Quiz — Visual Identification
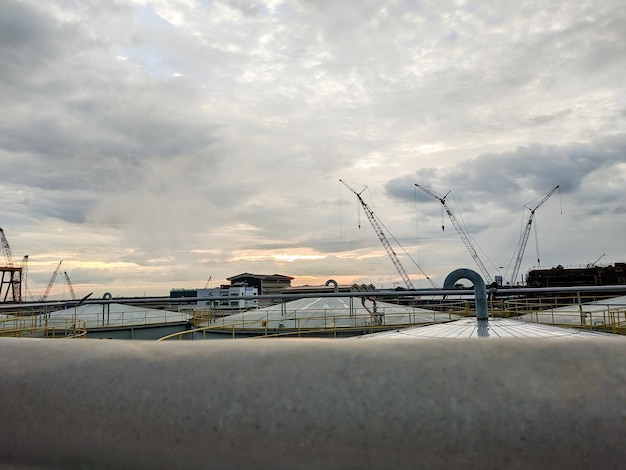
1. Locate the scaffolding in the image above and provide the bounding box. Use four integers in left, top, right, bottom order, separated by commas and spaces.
0, 267, 22, 303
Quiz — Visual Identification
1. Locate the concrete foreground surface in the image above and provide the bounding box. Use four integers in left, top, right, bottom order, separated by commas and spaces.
0, 336, 624, 469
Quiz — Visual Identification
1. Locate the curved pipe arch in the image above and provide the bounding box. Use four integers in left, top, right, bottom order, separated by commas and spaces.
443, 268, 488, 320
325, 279, 339, 294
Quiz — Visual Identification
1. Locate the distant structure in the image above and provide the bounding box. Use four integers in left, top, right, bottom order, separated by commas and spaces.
526, 263, 626, 288
0, 227, 23, 303
282, 283, 376, 295
170, 273, 293, 309
197, 285, 258, 311
227, 273, 293, 305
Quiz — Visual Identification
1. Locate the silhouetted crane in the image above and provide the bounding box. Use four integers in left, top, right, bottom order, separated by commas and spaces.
41, 260, 63, 302
64, 271, 77, 301
509, 185, 560, 285
416, 185, 493, 284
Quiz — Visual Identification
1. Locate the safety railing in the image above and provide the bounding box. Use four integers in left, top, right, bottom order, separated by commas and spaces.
158, 291, 626, 340
44, 307, 191, 330
0, 306, 190, 337
0, 315, 87, 338
3, 288, 626, 339
502, 295, 626, 333
160, 308, 466, 341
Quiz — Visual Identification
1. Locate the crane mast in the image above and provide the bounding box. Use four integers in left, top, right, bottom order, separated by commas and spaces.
416, 184, 493, 284
340, 180, 416, 290
509, 185, 559, 285
0, 227, 15, 267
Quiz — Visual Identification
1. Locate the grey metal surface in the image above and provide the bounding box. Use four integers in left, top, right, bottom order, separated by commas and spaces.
202, 296, 460, 329
45, 302, 189, 328
0, 337, 624, 469
518, 295, 626, 326
359, 317, 622, 339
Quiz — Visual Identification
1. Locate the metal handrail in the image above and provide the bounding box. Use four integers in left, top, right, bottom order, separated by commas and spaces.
157, 309, 463, 341
158, 292, 626, 340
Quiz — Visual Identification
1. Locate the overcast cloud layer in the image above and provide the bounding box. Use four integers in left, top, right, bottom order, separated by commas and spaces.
1, 0, 625, 298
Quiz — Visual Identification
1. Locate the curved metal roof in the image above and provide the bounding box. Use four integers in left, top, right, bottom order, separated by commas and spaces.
359, 317, 621, 339
207, 297, 461, 330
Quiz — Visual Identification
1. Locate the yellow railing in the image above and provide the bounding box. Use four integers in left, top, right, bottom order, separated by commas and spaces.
0, 315, 88, 339
158, 293, 626, 341
159, 309, 465, 341
502, 295, 626, 333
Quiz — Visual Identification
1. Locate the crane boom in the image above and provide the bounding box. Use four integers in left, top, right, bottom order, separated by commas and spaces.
41, 260, 63, 301
509, 185, 559, 285
63, 271, 77, 301
0, 227, 15, 267
340, 180, 417, 290
416, 185, 493, 284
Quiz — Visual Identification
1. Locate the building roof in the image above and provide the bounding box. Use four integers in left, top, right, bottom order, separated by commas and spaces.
227, 273, 294, 281
281, 283, 376, 293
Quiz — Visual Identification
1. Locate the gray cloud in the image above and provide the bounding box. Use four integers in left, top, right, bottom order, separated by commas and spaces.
387, 135, 626, 209
1, 0, 625, 296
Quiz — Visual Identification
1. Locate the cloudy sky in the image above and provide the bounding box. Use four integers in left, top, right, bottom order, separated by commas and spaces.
1, 0, 625, 299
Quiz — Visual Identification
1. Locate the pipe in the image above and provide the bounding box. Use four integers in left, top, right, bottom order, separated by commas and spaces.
325, 279, 339, 293
0, 337, 624, 469
443, 268, 488, 320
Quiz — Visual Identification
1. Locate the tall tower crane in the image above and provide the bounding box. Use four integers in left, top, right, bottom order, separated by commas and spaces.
415, 184, 493, 284
63, 271, 77, 301
509, 185, 560, 286
340, 180, 418, 290
41, 260, 63, 302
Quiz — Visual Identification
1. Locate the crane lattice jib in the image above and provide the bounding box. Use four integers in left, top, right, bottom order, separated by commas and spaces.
509, 185, 559, 285
42, 260, 63, 302
357, 193, 417, 290
0, 227, 15, 267
509, 214, 535, 286
442, 204, 492, 283
341, 180, 416, 290
64, 272, 77, 301
416, 185, 492, 284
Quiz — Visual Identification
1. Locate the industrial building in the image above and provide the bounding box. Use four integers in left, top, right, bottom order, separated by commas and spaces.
526, 262, 626, 287
281, 283, 376, 295
196, 285, 258, 310
227, 273, 293, 303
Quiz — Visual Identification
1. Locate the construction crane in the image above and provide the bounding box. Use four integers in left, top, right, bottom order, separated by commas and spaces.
63, 271, 77, 301
415, 184, 493, 284
587, 254, 605, 268
340, 180, 418, 290
509, 185, 560, 286
41, 260, 63, 302
0, 227, 23, 302
21, 255, 33, 301
0, 227, 15, 267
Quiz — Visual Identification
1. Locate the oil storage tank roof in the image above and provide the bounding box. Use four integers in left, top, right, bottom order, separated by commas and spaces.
209, 297, 461, 330
359, 317, 622, 339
